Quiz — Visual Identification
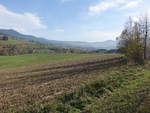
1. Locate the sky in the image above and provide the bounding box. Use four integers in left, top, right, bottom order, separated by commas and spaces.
0, 0, 149, 42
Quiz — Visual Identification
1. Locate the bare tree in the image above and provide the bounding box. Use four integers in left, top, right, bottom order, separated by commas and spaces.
140, 14, 150, 59
117, 17, 133, 53
118, 18, 144, 64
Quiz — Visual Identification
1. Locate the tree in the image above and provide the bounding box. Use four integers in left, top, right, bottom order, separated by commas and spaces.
117, 17, 134, 53
117, 18, 144, 64
140, 14, 150, 59
127, 22, 144, 64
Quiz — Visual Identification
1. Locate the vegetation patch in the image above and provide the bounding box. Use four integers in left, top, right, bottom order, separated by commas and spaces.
0, 53, 104, 69
18, 64, 150, 113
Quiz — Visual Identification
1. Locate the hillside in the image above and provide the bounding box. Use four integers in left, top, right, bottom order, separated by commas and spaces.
0, 29, 117, 50
0, 34, 88, 55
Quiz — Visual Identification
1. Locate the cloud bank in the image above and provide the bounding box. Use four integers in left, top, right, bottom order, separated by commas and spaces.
89, 0, 143, 15
0, 4, 46, 34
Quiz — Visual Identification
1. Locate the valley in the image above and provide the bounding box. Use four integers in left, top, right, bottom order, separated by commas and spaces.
0, 29, 149, 113
0, 0, 150, 112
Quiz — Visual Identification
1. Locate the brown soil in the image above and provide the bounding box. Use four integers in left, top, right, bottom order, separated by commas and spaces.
0, 55, 125, 112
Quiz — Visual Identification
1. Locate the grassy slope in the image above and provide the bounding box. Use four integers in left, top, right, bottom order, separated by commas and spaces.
0, 35, 90, 55
21, 63, 150, 113
0, 36, 55, 48
0, 53, 105, 69
0, 35, 28, 45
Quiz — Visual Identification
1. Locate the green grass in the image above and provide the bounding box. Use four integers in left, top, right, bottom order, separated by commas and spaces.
6, 39, 27, 44
0, 38, 28, 45
0, 53, 103, 69
19, 64, 150, 113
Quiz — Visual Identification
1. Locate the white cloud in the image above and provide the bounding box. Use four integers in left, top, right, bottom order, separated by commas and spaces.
88, 0, 143, 15
89, 1, 115, 15
0, 4, 46, 34
121, 0, 143, 9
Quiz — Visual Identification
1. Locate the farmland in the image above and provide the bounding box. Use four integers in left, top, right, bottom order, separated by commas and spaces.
0, 53, 149, 113
0, 53, 126, 112
45, 63, 150, 113
0, 53, 116, 69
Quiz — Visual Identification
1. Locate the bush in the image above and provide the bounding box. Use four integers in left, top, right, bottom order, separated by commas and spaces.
126, 40, 144, 65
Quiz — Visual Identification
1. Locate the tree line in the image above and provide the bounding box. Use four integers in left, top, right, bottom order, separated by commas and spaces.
117, 14, 150, 64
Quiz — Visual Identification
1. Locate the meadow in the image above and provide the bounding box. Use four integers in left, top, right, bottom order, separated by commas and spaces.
0, 53, 107, 69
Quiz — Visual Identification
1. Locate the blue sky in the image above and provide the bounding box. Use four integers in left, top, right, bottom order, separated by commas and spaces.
0, 0, 149, 42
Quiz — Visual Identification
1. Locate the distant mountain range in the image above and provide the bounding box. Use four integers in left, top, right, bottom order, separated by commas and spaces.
0, 29, 117, 50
